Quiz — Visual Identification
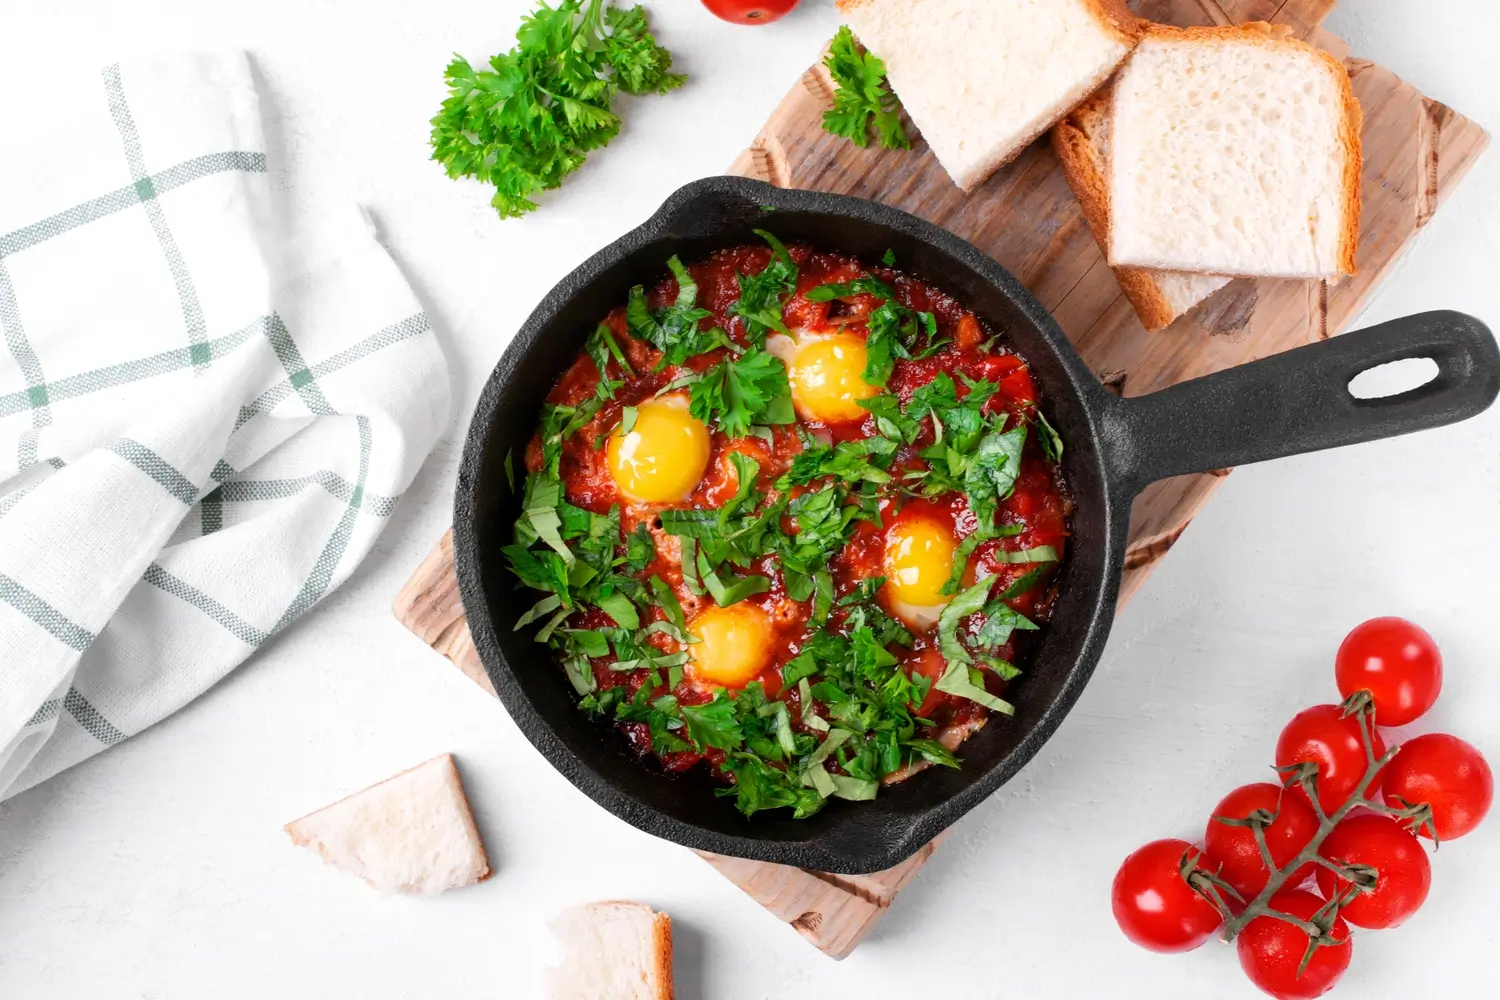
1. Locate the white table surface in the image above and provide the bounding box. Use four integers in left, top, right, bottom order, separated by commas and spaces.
2, 2, 1497, 997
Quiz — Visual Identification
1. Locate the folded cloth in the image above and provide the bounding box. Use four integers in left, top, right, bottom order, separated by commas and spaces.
0, 53, 450, 798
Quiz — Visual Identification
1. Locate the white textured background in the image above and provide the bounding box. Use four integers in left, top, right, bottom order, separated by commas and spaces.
2, 2, 1497, 998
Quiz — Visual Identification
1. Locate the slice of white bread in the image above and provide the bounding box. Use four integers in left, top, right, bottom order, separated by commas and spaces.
1052, 87, 1230, 330
1107, 23, 1362, 278
285, 753, 491, 895
837, 0, 1142, 191
546, 901, 674, 1000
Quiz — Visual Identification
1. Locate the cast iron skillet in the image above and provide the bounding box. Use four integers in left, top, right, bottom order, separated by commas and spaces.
455, 176, 1499, 874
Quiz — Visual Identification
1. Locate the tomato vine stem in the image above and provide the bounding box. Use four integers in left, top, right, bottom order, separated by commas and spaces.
1202, 696, 1400, 945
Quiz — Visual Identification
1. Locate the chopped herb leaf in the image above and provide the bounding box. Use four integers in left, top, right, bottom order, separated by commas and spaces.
999, 566, 1047, 599
937, 577, 992, 668
594, 591, 639, 629
1034, 407, 1064, 462
975, 601, 1039, 648
994, 545, 1061, 564
681, 692, 743, 751
648, 575, 684, 629
515, 594, 563, 630
728, 230, 798, 344
903, 738, 961, 769
690, 347, 795, 438
622, 523, 655, 572
625, 256, 735, 368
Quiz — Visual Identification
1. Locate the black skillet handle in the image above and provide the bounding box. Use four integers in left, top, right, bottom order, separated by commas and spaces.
1102, 311, 1500, 496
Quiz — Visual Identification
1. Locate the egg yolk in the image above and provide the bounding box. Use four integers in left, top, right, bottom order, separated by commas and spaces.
883, 515, 958, 610
606, 396, 711, 504
788, 333, 879, 424
687, 603, 774, 689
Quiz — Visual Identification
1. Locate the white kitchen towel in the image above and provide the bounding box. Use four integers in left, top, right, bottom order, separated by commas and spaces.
0, 53, 450, 798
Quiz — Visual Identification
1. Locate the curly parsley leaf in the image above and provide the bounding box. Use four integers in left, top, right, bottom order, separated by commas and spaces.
602, 3, 686, 95
780, 434, 896, 487
616, 687, 692, 754
689, 347, 795, 438
429, 0, 684, 219
681, 692, 744, 751
822, 26, 909, 151
721, 752, 824, 818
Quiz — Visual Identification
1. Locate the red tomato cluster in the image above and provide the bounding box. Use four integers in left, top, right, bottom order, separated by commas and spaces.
1112, 617, 1493, 999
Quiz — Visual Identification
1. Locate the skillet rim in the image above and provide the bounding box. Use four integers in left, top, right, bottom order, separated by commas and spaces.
454, 176, 1128, 873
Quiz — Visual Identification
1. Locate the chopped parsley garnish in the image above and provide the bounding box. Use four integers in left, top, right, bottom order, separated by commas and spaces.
689, 347, 795, 439
430, 0, 684, 219
505, 244, 1066, 819
822, 26, 909, 151
807, 277, 937, 387
729, 230, 799, 345
626, 256, 736, 368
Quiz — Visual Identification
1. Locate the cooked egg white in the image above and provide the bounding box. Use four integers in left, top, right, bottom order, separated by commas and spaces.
686, 603, 774, 689
606, 394, 711, 504
881, 513, 959, 630
768, 330, 879, 425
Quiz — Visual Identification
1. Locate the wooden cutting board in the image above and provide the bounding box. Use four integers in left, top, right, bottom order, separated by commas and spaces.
394, 0, 1487, 960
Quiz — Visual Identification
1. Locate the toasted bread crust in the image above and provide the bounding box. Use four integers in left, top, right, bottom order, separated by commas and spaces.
1333, 57, 1363, 275
1051, 88, 1179, 330
1078, 0, 1145, 47
582, 902, 673, 999
1126, 22, 1362, 277
653, 911, 675, 1000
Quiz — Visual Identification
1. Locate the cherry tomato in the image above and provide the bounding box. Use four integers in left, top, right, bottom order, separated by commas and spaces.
1237, 889, 1352, 1000
700, 0, 799, 25
1275, 705, 1385, 815
1203, 783, 1319, 899
1383, 733, 1493, 840
1111, 839, 1223, 953
1314, 813, 1430, 929
1334, 617, 1442, 726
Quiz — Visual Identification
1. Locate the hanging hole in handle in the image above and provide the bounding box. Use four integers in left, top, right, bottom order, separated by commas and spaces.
1348, 357, 1440, 400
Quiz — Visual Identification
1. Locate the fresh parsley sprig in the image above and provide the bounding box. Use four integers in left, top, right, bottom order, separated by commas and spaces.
430, 0, 684, 219
822, 26, 909, 151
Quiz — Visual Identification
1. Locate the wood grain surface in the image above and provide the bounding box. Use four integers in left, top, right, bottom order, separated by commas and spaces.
393, 0, 1487, 961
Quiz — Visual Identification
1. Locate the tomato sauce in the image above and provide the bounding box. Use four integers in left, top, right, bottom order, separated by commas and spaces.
524, 244, 1072, 779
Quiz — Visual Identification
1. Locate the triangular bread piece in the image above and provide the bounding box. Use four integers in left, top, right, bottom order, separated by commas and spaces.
285, 753, 491, 895
1107, 23, 1362, 278
1052, 86, 1230, 330
838, 0, 1142, 191
545, 901, 674, 1000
